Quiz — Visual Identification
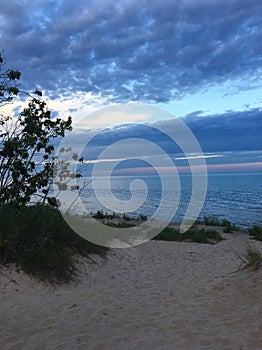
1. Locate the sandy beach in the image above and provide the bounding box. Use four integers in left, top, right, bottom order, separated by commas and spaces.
1, 229, 262, 350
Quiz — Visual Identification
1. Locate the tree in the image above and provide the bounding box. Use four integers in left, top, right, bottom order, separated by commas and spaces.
0, 53, 21, 106
0, 54, 72, 208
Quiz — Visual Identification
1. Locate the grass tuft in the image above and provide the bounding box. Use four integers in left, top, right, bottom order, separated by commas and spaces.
243, 247, 262, 271
154, 226, 223, 244
0, 204, 108, 284
248, 225, 262, 241
200, 215, 236, 232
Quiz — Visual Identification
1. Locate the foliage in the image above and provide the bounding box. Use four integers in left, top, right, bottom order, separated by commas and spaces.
248, 225, 262, 241
0, 54, 73, 207
0, 204, 108, 284
138, 213, 148, 221
201, 215, 236, 232
92, 210, 132, 221
0, 99, 72, 206
52, 147, 86, 210
221, 219, 235, 233
105, 221, 135, 228
0, 53, 108, 284
92, 210, 108, 220
91, 211, 223, 243
91, 210, 147, 222
154, 226, 223, 244
0, 53, 21, 105
202, 215, 220, 226
243, 247, 262, 271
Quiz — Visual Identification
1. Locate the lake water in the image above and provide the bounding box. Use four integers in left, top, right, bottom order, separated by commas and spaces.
78, 172, 262, 228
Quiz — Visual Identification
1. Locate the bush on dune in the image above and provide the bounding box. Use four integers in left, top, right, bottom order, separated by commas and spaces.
248, 225, 262, 241
154, 226, 223, 244
243, 247, 262, 271
200, 215, 236, 232
0, 54, 108, 284
198, 215, 236, 233
202, 215, 220, 226
0, 204, 108, 284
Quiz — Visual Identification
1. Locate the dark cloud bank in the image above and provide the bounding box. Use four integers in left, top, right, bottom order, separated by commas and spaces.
78, 108, 262, 163
1, 0, 262, 102
2, 0, 261, 167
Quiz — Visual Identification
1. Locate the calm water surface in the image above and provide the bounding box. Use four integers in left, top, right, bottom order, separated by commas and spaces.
79, 172, 262, 228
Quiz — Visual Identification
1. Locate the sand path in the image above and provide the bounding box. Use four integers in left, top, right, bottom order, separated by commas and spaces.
1, 232, 261, 350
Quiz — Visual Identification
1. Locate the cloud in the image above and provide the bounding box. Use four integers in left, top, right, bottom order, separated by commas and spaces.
183, 108, 262, 152
76, 161, 262, 176
61, 108, 262, 168
174, 154, 223, 160
1, 0, 262, 102
152, 108, 262, 152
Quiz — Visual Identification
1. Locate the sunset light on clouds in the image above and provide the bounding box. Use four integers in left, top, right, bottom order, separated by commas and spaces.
0, 0, 261, 171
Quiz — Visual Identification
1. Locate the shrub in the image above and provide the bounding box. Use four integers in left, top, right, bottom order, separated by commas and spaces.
92, 210, 107, 220
154, 227, 182, 241
123, 213, 131, 221
222, 219, 235, 233
204, 229, 224, 241
244, 247, 262, 270
105, 221, 135, 228
0, 204, 108, 284
203, 215, 220, 226
138, 213, 147, 221
201, 216, 236, 232
154, 226, 223, 244
183, 229, 209, 243
248, 225, 262, 241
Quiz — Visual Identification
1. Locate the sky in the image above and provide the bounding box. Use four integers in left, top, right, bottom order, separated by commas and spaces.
1, 0, 262, 172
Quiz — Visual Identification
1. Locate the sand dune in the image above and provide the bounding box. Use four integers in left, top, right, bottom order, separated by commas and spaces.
1, 231, 262, 350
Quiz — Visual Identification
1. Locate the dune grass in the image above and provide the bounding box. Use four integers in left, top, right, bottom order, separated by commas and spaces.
248, 225, 262, 241
0, 204, 108, 284
199, 215, 236, 233
92, 211, 224, 243
2, 204, 259, 283
154, 226, 223, 244
91, 210, 147, 222
243, 247, 262, 271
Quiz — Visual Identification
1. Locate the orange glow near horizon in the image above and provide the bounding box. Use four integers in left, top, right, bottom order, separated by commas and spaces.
109, 161, 262, 175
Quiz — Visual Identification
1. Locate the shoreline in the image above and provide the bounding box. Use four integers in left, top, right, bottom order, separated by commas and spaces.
90, 210, 261, 230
